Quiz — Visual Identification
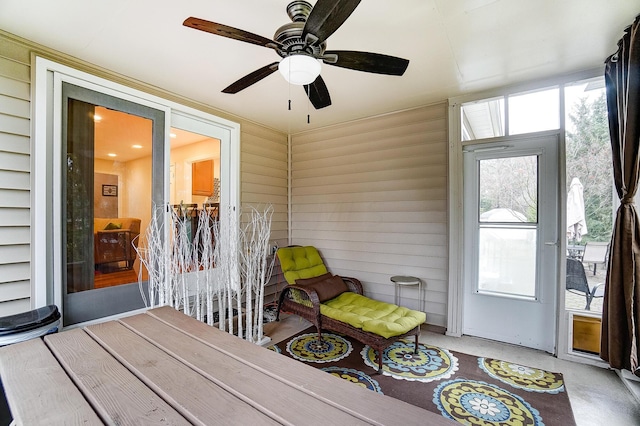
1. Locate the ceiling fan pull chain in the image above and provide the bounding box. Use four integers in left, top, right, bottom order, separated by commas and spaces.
288, 99, 292, 111
307, 114, 310, 124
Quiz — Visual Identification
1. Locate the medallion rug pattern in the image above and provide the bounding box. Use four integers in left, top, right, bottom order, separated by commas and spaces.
270, 329, 575, 426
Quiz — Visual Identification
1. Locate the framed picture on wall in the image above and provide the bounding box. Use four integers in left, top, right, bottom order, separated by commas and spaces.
102, 184, 118, 197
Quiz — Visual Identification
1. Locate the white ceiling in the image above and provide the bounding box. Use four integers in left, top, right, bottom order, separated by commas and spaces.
0, 0, 636, 134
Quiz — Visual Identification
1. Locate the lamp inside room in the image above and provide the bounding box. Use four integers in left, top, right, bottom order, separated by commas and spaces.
278, 54, 321, 85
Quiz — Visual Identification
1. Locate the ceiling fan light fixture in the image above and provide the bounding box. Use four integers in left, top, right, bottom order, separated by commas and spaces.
278, 54, 321, 85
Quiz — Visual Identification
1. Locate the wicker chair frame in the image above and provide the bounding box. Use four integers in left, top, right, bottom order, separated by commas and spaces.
276, 276, 420, 373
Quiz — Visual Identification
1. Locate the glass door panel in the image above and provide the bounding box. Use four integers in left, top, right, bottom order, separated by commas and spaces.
478, 227, 537, 297
477, 155, 538, 298
62, 82, 165, 325
168, 128, 221, 266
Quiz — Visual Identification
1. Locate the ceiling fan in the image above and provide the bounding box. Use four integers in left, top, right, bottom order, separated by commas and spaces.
183, 0, 409, 109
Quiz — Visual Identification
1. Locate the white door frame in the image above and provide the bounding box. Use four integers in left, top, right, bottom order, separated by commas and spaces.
32, 57, 240, 326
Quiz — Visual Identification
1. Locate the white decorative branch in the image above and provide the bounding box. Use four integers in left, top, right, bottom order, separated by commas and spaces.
239, 205, 275, 343
135, 202, 274, 344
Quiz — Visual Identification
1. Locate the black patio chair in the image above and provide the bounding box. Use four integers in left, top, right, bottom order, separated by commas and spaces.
566, 258, 596, 310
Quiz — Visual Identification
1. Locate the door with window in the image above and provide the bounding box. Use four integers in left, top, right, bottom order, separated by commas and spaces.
462, 136, 559, 352
62, 82, 165, 325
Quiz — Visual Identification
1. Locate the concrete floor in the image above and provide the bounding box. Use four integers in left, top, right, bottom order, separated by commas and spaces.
265, 315, 640, 426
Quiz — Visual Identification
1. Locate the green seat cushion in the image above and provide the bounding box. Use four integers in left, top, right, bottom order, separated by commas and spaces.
277, 246, 328, 284
321, 292, 426, 339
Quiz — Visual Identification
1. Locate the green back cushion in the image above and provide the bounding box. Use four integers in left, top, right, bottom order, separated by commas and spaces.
277, 246, 328, 284
104, 222, 122, 230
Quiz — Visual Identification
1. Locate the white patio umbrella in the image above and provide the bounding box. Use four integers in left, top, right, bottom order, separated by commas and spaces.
566, 177, 588, 242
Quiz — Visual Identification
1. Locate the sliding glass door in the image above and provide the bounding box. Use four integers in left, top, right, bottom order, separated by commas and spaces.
61, 82, 165, 325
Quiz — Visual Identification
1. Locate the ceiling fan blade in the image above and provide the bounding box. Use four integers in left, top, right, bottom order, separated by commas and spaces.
304, 76, 332, 109
183, 17, 281, 50
302, 0, 361, 46
323, 50, 409, 76
222, 62, 279, 94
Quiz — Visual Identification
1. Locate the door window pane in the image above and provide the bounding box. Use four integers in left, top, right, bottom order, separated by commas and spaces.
169, 129, 221, 206
479, 155, 538, 222
477, 154, 539, 298
168, 129, 221, 263
63, 82, 164, 326
66, 102, 152, 294
478, 227, 537, 297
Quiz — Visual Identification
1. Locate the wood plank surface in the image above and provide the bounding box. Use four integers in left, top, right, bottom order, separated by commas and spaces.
0, 337, 102, 425
44, 328, 190, 426
0, 308, 454, 425
85, 320, 280, 426
144, 306, 454, 426
119, 312, 371, 426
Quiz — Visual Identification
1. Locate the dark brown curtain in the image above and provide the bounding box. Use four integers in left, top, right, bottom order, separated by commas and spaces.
601, 15, 640, 377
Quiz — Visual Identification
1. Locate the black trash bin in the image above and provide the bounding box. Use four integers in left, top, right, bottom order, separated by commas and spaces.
0, 305, 61, 426
0, 305, 61, 346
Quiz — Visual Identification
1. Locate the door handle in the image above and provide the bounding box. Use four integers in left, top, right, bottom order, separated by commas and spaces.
545, 241, 558, 246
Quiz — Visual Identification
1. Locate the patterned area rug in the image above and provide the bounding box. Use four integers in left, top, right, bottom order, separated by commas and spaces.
269, 329, 576, 426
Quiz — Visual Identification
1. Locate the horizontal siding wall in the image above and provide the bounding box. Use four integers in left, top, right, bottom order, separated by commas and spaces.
290, 104, 448, 327
239, 122, 289, 306
0, 37, 32, 315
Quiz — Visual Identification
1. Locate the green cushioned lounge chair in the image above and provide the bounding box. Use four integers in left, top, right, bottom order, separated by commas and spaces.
276, 246, 426, 372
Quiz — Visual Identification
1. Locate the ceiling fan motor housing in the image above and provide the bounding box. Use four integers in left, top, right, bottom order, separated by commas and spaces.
275, 1, 326, 59
286, 0, 312, 22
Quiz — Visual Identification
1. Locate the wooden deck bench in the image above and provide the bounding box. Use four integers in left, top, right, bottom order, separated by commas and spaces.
276, 246, 426, 372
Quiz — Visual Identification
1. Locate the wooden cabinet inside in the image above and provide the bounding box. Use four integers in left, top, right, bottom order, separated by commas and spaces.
192, 160, 214, 196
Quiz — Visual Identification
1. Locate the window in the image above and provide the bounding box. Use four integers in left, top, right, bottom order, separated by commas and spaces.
508, 88, 560, 135
461, 87, 560, 140
461, 97, 505, 140
564, 77, 613, 318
